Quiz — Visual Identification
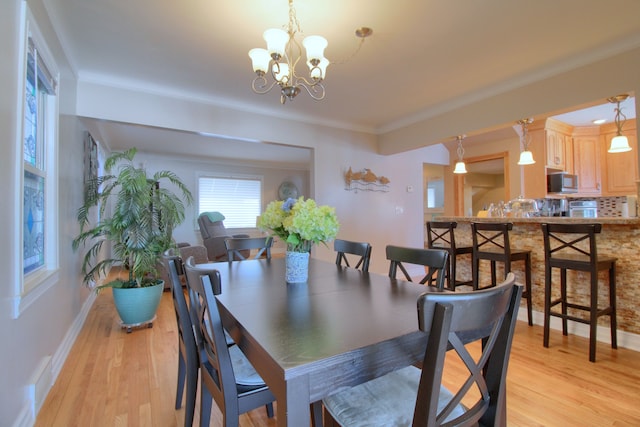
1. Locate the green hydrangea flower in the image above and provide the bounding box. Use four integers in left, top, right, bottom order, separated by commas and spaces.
257, 197, 340, 252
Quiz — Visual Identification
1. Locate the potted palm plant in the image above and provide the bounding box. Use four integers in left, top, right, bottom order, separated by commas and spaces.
73, 147, 193, 331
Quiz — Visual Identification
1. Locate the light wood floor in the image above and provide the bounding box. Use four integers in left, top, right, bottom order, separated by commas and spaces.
36, 290, 640, 427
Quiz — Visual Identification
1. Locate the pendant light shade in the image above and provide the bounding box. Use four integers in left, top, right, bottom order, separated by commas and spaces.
608, 135, 631, 153
607, 94, 632, 153
518, 150, 535, 165
453, 161, 468, 174
453, 135, 467, 174
517, 118, 535, 165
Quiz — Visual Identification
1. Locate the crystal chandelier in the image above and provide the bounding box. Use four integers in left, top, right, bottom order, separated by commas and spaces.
517, 118, 535, 165
607, 94, 632, 153
453, 135, 468, 174
248, 0, 330, 104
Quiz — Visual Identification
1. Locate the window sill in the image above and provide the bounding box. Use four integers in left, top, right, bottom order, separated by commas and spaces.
11, 268, 59, 319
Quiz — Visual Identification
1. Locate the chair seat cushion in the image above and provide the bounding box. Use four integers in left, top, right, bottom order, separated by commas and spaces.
229, 344, 267, 387
322, 366, 465, 427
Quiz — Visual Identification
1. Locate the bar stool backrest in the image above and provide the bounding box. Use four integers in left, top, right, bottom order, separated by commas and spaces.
426, 221, 458, 250
541, 223, 601, 269
471, 222, 514, 257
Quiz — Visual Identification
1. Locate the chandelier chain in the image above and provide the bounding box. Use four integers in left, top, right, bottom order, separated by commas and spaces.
518, 118, 533, 150
456, 135, 465, 161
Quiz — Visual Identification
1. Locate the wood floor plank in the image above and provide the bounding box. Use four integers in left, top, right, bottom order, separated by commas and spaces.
36, 289, 640, 426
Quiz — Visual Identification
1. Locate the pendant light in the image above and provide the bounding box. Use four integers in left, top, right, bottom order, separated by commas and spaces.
453, 135, 467, 174
607, 94, 632, 153
517, 118, 535, 165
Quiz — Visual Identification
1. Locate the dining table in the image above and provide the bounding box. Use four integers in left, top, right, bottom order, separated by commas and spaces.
195, 257, 446, 427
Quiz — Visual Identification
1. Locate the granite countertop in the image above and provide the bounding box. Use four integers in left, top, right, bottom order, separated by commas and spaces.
438, 216, 640, 225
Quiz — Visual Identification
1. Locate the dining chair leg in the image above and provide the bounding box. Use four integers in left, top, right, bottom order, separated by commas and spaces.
610, 264, 618, 349
543, 265, 551, 348
200, 384, 213, 427
525, 253, 533, 326
490, 260, 497, 287
184, 359, 198, 427
589, 268, 598, 362
175, 353, 186, 409
310, 401, 323, 427
560, 269, 568, 335
265, 403, 274, 418
472, 256, 479, 290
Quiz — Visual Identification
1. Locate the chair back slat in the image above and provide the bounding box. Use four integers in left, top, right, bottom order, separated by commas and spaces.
162, 255, 199, 426
183, 260, 239, 409
386, 245, 449, 289
413, 273, 522, 426
225, 237, 273, 261
183, 257, 221, 348
334, 239, 372, 272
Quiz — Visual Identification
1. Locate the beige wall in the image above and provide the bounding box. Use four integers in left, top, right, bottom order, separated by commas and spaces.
3, 0, 640, 425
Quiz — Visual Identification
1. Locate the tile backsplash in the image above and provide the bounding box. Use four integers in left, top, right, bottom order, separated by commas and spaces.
597, 196, 626, 217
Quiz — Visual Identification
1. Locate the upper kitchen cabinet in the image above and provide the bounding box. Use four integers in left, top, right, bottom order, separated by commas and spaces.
572, 126, 602, 195
601, 120, 638, 195
522, 118, 574, 199
545, 118, 573, 172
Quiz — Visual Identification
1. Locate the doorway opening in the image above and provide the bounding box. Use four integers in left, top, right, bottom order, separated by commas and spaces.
454, 152, 510, 216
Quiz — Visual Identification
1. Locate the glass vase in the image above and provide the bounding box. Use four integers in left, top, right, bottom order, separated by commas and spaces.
285, 243, 310, 283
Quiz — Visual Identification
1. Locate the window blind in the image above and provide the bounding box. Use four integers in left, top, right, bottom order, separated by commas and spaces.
198, 176, 262, 228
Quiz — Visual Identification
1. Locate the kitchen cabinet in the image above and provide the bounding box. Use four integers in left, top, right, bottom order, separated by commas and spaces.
572, 126, 602, 195
546, 129, 565, 169
601, 121, 638, 195
544, 118, 573, 172
563, 133, 574, 174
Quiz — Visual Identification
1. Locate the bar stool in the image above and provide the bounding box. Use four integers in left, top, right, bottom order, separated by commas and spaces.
541, 223, 617, 362
426, 221, 472, 291
471, 222, 533, 326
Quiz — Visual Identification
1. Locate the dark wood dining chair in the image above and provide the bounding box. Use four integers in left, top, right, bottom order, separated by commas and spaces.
225, 236, 273, 261
541, 223, 617, 362
386, 245, 449, 289
471, 222, 533, 326
322, 273, 522, 427
183, 258, 275, 426
426, 221, 472, 290
334, 238, 372, 272
162, 255, 198, 427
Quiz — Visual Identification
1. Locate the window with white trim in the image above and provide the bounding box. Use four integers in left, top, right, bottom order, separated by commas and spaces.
198, 176, 262, 228
20, 3, 59, 293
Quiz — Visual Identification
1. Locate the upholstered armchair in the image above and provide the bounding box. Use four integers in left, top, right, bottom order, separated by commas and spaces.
197, 212, 250, 261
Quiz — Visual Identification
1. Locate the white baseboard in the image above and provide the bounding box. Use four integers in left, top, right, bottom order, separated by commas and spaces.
50, 292, 97, 379
517, 307, 640, 352
15, 292, 98, 427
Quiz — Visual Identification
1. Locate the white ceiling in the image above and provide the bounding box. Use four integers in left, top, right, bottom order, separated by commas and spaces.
44, 0, 640, 163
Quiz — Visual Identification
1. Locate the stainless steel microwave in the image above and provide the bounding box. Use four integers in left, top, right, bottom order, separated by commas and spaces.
547, 173, 578, 193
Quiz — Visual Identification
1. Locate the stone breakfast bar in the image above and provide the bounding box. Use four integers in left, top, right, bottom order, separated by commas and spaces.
435, 216, 640, 346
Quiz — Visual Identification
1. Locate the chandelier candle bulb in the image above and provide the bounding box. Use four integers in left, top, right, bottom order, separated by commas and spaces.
308, 57, 329, 79
302, 35, 328, 61
248, 48, 270, 74
264, 29, 288, 58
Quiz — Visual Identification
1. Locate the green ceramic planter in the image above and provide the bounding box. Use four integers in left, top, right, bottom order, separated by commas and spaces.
112, 281, 164, 327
